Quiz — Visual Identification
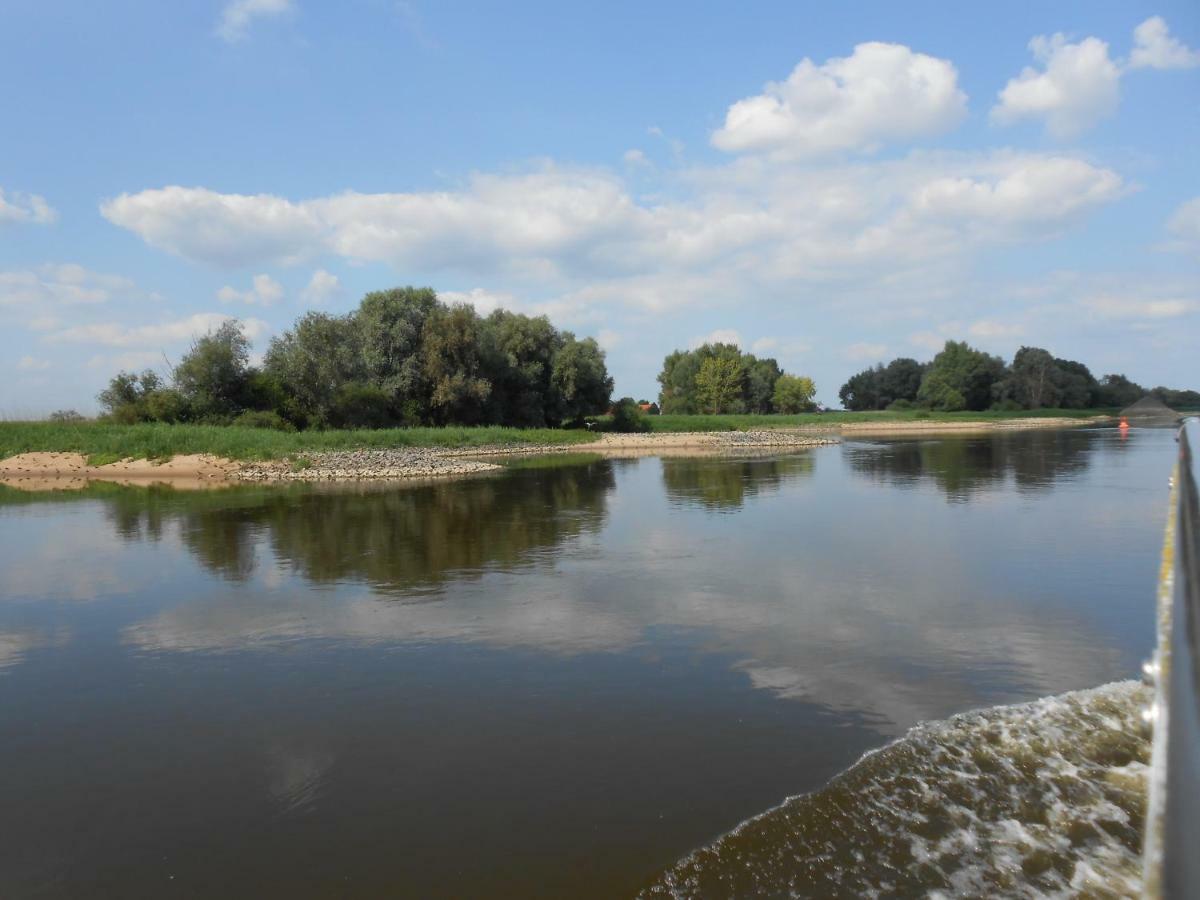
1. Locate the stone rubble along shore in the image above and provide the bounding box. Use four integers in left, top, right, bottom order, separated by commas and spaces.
233, 432, 839, 482
234, 448, 504, 482
580, 430, 839, 450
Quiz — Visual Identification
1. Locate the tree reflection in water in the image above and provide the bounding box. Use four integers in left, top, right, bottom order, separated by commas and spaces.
43, 459, 617, 590
661, 452, 816, 511
842, 428, 1107, 501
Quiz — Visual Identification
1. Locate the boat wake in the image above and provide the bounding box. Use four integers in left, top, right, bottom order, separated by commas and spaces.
641, 680, 1150, 898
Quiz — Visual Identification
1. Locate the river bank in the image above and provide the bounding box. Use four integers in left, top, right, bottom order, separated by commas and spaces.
0, 431, 837, 488
0, 417, 1113, 489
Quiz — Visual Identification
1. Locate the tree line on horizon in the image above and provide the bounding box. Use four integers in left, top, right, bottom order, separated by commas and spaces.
838, 340, 1200, 412
97, 287, 614, 430
87, 302, 1197, 429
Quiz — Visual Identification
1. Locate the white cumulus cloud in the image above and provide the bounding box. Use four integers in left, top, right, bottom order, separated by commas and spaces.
0, 188, 57, 225
991, 34, 1120, 138
101, 186, 322, 267
910, 157, 1124, 230
100, 150, 1124, 298
967, 320, 1025, 339
300, 269, 341, 305
0, 264, 135, 309
909, 331, 947, 352
48, 314, 269, 348
690, 329, 742, 349
750, 337, 812, 358
844, 342, 888, 362
439, 288, 520, 316
712, 42, 967, 157
1081, 295, 1196, 320
1130, 16, 1200, 70
86, 351, 165, 372
216, 0, 294, 43
1165, 196, 1200, 253
217, 273, 284, 306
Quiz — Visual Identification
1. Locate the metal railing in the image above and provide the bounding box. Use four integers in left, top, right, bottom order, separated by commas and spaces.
1143, 417, 1200, 898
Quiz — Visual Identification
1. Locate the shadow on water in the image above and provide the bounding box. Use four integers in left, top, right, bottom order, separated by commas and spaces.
843, 427, 1107, 501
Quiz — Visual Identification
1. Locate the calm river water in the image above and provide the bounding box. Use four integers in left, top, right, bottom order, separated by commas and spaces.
0, 427, 1176, 898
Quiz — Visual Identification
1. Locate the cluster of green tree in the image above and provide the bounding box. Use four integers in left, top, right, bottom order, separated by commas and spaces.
839, 340, 1198, 412
1150, 386, 1200, 410
657, 343, 817, 414
98, 288, 614, 429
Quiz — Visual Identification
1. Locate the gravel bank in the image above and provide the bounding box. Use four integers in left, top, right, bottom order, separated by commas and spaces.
576, 431, 838, 451
232, 432, 837, 482
235, 448, 503, 482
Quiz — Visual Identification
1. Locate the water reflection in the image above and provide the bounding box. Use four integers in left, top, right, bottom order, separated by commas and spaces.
843, 427, 1105, 500
99, 460, 615, 590
661, 453, 814, 510
0, 627, 68, 671
0, 430, 1177, 899
2, 434, 1151, 731
265, 743, 335, 815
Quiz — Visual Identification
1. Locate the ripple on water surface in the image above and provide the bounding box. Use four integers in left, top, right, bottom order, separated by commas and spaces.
642, 681, 1150, 899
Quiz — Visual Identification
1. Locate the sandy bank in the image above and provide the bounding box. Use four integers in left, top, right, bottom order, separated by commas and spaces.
0, 452, 241, 490
838, 415, 1110, 436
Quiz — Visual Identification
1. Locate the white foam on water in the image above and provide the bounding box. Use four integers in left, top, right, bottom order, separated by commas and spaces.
642, 680, 1150, 899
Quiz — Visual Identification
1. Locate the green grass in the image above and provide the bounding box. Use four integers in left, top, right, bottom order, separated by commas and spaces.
0, 409, 1118, 464
499, 452, 605, 471
635, 408, 1116, 432
0, 421, 596, 464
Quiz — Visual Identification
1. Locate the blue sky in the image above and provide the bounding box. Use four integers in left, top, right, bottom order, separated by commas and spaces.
2, 0, 1197, 413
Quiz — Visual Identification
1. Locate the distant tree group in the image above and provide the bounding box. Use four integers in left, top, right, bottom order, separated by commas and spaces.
98, 287, 614, 429
1149, 385, 1200, 410
839, 358, 928, 411
839, 339, 1199, 412
657, 343, 815, 414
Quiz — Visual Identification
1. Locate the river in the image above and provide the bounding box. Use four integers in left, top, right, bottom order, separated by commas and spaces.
0, 427, 1175, 898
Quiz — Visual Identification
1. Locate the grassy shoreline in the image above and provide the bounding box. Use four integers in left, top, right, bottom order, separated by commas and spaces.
0, 421, 597, 465
0, 409, 1116, 465
640, 408, 1114, 432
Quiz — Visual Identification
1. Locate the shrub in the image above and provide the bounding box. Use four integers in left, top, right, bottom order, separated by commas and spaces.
886, 398, 914, 411
48, 409, 84, 423
98, 369, 163, 422
232, 410, 297, 432
329, 383, 393, 430
991, 398, 1023, 412
609, 397, 650, 433
143, 389, 189, 423
105, 404, 143, 425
